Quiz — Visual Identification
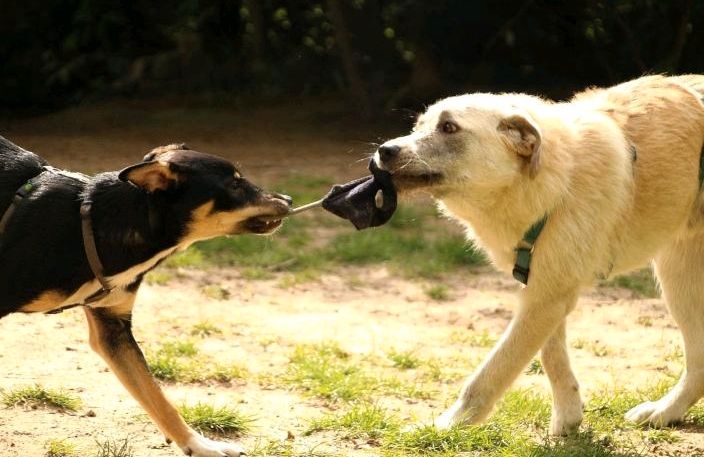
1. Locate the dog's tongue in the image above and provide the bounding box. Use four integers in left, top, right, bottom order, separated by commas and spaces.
321, 160, 397, 230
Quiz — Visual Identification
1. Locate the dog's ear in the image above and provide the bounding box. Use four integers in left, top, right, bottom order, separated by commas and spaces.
497, 114, 541, 178
142, 143, 189, 162
118, 160, 179, 192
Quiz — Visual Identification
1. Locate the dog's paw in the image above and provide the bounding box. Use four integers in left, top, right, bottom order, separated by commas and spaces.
550, 407, 582, 436
181, 435, 245, 457
432, 411, 456, 431
625, 400, 684, 427
399, 411, 457, 434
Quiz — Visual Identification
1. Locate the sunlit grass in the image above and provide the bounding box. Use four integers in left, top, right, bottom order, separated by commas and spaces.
190, 321, 223, 337
387, 349, 422, 370
283, 342, 433, 402
178, 403, 253, 437
146, 341, 248, 383
94, 438, 134, 457
45, 439, 76, 457
600, 268, 659, 298
1, 384, 81, 411
149, 182, 486, 281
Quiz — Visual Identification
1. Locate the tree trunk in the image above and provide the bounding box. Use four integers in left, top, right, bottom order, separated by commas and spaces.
325, 0, 372, 118
663, 0, 694, 72
243, 0, 266, 70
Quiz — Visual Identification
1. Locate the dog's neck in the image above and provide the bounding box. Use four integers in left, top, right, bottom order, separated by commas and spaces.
82, 173, 185, 276
437, 124, 575, 271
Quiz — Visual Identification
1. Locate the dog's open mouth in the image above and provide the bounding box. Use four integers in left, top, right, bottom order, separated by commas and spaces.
241, 195, 291, 234
243, 216, 283, 234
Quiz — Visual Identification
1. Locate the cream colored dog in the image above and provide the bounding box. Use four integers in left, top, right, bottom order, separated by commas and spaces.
374, 75, 704, 435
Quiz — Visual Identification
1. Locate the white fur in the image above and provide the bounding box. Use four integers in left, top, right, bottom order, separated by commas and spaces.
378, 75, 704, 433
181, 434, 244, 457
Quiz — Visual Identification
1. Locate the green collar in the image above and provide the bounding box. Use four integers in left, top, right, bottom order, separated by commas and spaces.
512, 215, 547, 285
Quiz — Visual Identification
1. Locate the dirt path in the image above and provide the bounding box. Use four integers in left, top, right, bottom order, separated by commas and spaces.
0, 265, 699, 456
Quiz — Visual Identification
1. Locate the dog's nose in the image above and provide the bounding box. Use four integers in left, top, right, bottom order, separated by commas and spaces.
275, 193, 293, 206
377, 144, 401, 162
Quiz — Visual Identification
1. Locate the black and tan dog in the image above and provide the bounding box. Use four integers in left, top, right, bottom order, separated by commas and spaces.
0, 137, 291, 456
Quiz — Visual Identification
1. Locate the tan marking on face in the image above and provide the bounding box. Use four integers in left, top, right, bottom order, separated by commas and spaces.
20, 290, 68, 313
182, 200, 285, 244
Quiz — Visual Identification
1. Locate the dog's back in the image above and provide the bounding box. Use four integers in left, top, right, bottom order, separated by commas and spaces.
0, 136, 47, 211
673, 74, 704, 99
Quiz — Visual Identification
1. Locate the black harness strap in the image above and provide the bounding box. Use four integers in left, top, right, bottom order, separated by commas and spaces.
0, 167, 113, 307
0, 181, 35, 247
81, 200, 113, 300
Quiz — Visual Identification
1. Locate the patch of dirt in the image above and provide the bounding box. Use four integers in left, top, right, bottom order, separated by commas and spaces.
0, 266, 701, 456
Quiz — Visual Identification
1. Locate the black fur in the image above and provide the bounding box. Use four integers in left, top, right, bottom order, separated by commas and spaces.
0, 136, 286, 317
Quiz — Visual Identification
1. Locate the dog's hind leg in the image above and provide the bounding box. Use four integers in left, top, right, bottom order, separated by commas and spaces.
84, 299, 244, 457
626, 234, 704, 427
541, 320, 583, 435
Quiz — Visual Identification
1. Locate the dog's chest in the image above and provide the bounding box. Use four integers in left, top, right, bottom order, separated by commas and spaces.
53, 246, 178, 310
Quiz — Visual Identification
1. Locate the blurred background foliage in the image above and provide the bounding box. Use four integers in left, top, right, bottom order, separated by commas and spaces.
1, 0, 702, 116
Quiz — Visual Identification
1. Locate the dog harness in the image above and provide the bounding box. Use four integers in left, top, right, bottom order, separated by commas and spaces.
0, 167, 113, 307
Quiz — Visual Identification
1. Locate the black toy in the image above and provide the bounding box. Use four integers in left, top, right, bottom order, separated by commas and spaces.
286, 160, 397, 229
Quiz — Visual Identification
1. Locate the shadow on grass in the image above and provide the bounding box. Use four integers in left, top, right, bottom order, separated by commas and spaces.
526, 432, 645, 457
165, 196, 486, 280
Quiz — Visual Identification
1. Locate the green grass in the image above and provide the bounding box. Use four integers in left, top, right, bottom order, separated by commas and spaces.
178, 403, 253, 437
1, 384, 81, 411
161, 340, 199, 357
144, 270, 174, 285
146, 341, 200, 381
299, 375, 697, 456
94, 438, 134, 457
45, 439, 76, 457
425, 284, 451, 301
600, 268, 659, 298
191, 321, 223, 337
209, 364, 249, 383
146, 340, 247, 383
284, 342, 433, 402
449, 329, 498, 348
526, 359, 545, 375
249, 439, 336, 457
201, 284, 231, 300
302, 387, 672, 456
388, 350, 422, 370
150, 181, 486, 282
284, 342, 374, 402
307, 403, 399, 439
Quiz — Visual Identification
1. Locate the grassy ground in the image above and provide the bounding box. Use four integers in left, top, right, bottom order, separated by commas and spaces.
132, 175, 675, 457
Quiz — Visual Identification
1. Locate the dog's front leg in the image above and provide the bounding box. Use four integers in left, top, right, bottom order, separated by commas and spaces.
84, 304, 244, 457
435, 288, 578, 429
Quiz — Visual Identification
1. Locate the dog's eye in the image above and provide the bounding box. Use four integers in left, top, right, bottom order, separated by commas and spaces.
440, 121, 459, 134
